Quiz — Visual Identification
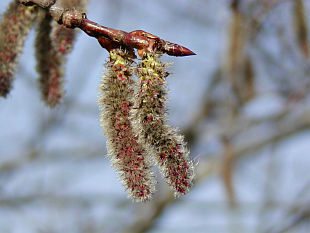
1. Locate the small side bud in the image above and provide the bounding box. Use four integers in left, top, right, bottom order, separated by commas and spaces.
61, 9, 84, 28
0, 1, 37, 97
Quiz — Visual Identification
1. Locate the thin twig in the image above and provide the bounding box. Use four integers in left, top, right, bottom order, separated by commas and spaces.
19, 0, 195, 57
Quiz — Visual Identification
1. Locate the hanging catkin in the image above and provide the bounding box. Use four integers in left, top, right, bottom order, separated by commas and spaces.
0, 0, 37, 97
131, 53, 194, 196
99, 49, 155, 201
35, 10, 64, 107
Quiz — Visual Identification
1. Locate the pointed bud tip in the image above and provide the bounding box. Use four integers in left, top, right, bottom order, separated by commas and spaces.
176, 48, 196, 57
184, 49, 196, 56
172, 46, 196, 57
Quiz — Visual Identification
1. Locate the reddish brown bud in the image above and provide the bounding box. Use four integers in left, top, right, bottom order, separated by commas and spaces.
125, 30, 195, 57
98, 37, 118, 51
78, 18, 195, 57
98, 36, 137, 59
62, 9, 84, 28
162, 41, 196, 57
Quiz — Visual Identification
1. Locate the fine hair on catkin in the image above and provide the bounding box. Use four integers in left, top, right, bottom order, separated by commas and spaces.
131, 53, 194, 196
98, 49, 156, 202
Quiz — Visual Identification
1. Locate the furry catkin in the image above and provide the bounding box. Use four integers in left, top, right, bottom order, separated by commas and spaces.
51, 0, 88, 55
99, 49, 155, 202
35, 0, 87, 107
35, 10, 63, 107
0, 0, 37, 97
51, 23, 75, 55
132, 53, 194, 196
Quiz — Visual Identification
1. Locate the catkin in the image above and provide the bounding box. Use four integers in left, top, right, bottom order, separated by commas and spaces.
131, 53, 194, 196
0, 0, 37, 97
51, 0, 87, 55
99, 49, 155, 202
51, 23, 75, 55
35, 0, 87, 107
51, 0, 88, 55
35, 10, 63, 107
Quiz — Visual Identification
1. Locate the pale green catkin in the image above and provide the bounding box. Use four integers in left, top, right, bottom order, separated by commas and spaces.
131, 53, 194, 196
0, 0, 37, 97
99, 49, 155, 202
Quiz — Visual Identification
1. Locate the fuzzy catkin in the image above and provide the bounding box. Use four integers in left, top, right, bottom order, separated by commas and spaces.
99, 49, 155, 202
35, 10, 63, 107
0, 0, 37, 97
51, 23, 75, 55
35, 0, 87, 107
131, 53, 194, 196
51, 0, 88, 55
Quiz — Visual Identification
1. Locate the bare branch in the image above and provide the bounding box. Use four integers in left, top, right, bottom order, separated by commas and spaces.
18, 0, 195, 57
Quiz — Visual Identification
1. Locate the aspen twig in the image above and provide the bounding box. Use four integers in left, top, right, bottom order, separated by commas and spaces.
19, 0, 196, 57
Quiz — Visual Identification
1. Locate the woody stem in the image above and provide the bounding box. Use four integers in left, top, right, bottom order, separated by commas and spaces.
18, 0, 195, 56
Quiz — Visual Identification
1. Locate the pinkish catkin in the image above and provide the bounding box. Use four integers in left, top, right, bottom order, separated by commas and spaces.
0, 0, 37, 97
51, 0, 87, 55
131, 53, 194, 196
35, 0, 87, 107
35, 10, 64, 107
99, 49, 155, 202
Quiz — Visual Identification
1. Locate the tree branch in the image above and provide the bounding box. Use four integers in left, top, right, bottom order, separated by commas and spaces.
18, 0, 195, 57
